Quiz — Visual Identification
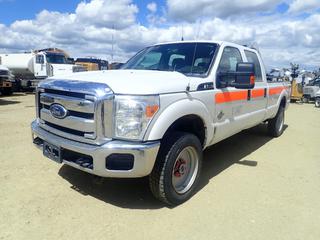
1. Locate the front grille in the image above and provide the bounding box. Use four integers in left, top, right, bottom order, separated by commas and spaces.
38, 90, 97, 142
0, 70, 9, 76
37, 80, 113, 145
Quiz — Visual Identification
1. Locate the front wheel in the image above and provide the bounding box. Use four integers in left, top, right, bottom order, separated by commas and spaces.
315, 98, 320, 108
268, 105, 285, 137
149, 132, 202, 206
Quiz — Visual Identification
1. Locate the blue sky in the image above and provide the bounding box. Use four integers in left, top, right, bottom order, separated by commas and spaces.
0, 0, 319, 69
0, 0, 166, 25
0, 0, 78, 24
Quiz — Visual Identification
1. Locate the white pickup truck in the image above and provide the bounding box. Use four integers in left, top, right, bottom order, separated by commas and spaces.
31, 41, 290, 205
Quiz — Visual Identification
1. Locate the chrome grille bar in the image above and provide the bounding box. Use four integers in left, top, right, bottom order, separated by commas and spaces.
40, 109, 95, 132
40, 93, 95, 113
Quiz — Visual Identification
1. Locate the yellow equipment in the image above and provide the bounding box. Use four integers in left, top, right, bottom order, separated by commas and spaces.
290, 79, 303, 102
75, 61, 99, 71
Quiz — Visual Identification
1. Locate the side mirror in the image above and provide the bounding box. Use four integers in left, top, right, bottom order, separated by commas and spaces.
230, 62, 255, 89
217, 62, 255, 89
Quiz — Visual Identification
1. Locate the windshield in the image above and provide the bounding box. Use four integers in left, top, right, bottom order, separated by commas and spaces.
46, 53, 67, 64
122, 42, 218, 76
307, 78, 320, 86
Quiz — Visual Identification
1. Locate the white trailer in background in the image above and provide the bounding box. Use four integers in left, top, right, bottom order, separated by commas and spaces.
0, 50, 85, 90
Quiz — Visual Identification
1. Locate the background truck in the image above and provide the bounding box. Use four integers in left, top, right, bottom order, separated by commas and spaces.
315, 90, 320, 108
75, 58, 109, 71
0, 65, 13, 95
0, 49, 85, 90
303, 77, 320, 103
31, 41, 290, 205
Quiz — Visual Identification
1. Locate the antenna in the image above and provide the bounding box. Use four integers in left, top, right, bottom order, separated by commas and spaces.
250, 42, 260, 53
181, 24, 184, 41
195, 8, 204, 40
111, 24, 115, 62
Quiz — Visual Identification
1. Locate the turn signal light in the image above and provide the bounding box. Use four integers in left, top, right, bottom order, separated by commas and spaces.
146, 105, 159, 118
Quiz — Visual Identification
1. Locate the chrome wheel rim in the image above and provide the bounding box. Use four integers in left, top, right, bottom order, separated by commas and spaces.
172, 146, 199, 194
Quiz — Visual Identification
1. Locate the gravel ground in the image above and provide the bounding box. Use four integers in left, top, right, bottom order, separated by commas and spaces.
1, 93, 319, 240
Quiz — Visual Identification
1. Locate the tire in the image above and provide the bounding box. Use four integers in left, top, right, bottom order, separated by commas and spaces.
149, 132, 203, 206
302, 96, 309, 103
268, 105, 285, 137
0, 88, 13, 96
315, 98, 320, 108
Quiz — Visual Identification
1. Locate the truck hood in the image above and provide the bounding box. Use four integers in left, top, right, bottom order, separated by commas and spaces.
46, 70, 190, 95
0, 65, 9, 71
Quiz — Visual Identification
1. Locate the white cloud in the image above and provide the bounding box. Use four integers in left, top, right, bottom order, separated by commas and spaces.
75, 0, 138, 29
147, 2, 157, 13
166, 0, 282, 22
288, 0, 320, 13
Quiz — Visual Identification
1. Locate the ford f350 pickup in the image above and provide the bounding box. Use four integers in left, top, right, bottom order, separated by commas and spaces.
31, 41, 290, 205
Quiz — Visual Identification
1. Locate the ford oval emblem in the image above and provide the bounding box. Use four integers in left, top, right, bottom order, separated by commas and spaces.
49, 104, 68, 119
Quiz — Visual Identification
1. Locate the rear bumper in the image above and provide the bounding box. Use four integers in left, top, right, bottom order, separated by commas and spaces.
31, 120, 160, 178
0, 81, 12, 88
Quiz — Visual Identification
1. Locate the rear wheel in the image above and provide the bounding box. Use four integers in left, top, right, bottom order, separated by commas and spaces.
302, 95, 309, 103
268, 105, 285, 137
149, 132, 202, 206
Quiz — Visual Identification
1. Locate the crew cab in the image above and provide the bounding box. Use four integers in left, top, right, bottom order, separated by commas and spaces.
31, 41, 290, 205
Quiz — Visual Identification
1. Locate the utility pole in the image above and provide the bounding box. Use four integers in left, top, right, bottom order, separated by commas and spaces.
111, 24, 114, 62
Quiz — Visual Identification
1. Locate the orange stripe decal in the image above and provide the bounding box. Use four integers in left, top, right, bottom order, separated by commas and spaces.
215, 91, 247, 104
269, 86, 285, 95
251, 89, 265, 98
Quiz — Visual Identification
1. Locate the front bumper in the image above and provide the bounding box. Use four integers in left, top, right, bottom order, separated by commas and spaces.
31, 120, 160, 178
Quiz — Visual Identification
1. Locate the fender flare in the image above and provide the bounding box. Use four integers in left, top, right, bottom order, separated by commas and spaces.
144, 98, 214, 147
277, 89, 288, 109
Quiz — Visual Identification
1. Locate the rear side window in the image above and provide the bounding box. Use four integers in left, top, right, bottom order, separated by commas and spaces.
245, 50, 262, 82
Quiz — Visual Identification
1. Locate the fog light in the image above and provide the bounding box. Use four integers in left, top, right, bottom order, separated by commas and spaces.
106, 154, 134, 171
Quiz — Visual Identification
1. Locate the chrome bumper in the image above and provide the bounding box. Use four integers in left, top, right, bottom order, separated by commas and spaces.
31, 120, 160, 178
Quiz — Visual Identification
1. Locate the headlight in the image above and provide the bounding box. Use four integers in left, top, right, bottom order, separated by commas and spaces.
114, 95, 159, 140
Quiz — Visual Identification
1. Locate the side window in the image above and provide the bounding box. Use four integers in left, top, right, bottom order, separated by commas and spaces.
244, 50, 263, 82
217, 47, 242, 85
218, 47, 242, 72
36, 55, 44, 64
